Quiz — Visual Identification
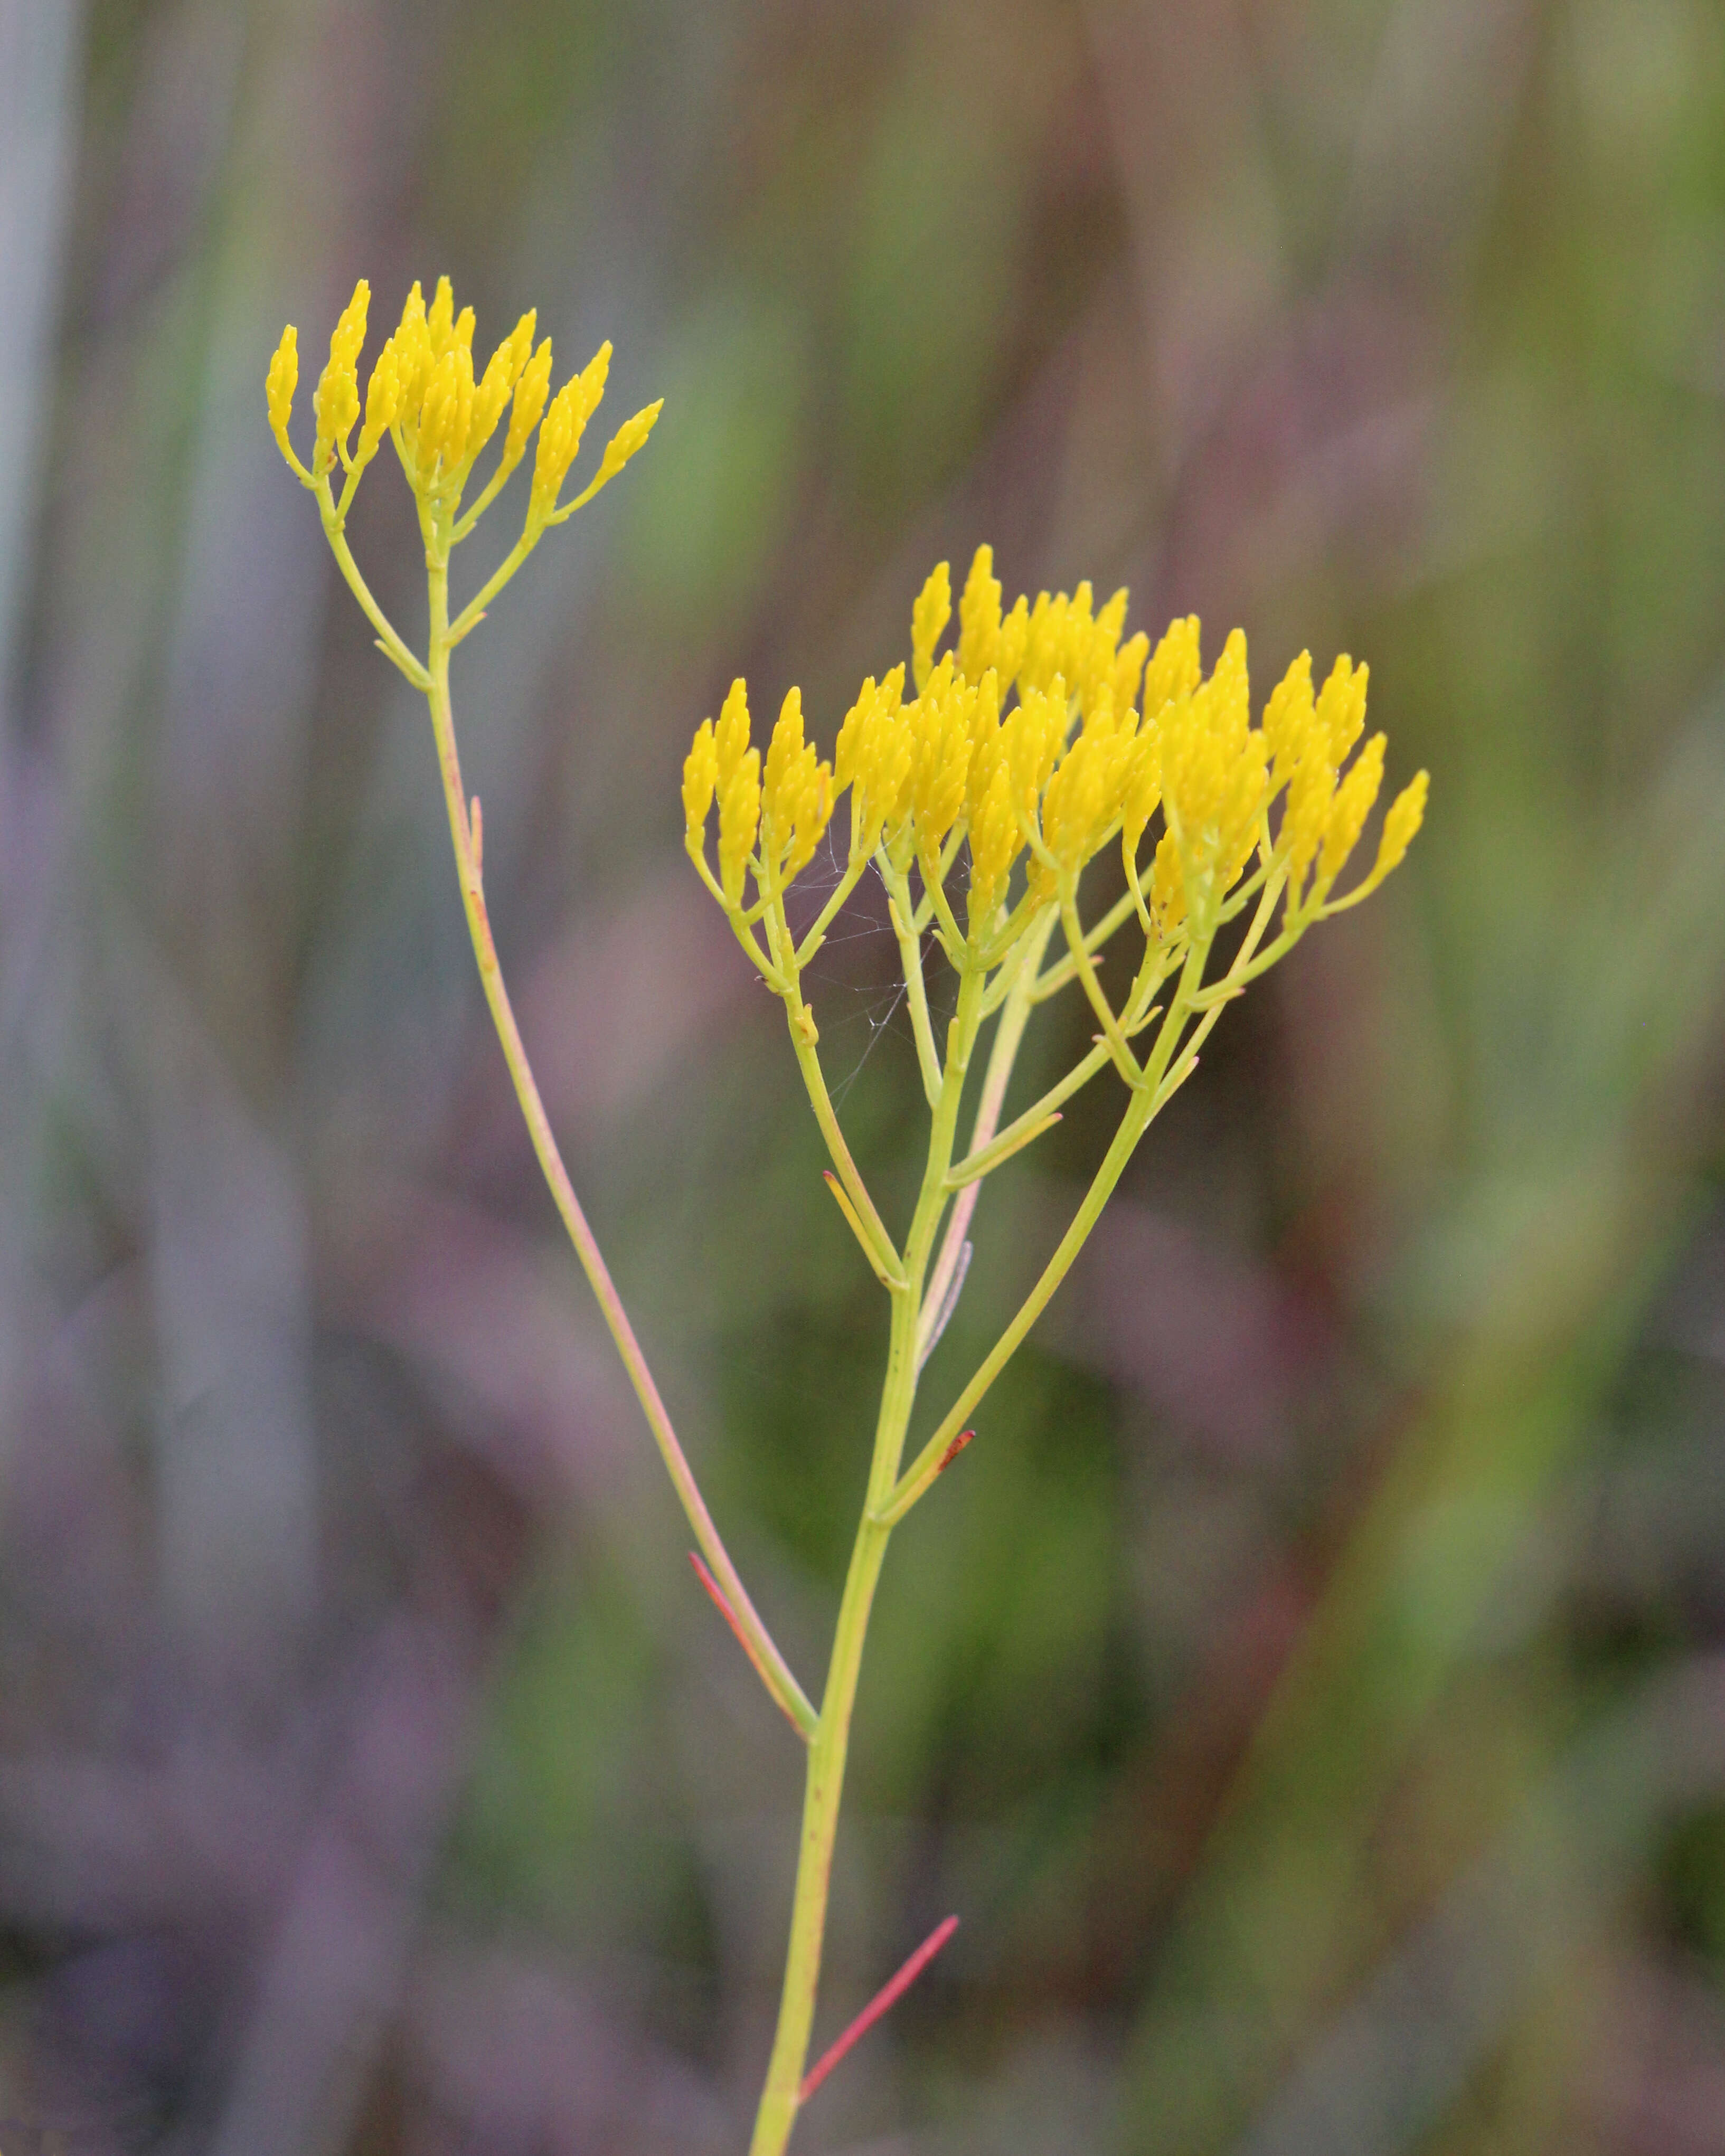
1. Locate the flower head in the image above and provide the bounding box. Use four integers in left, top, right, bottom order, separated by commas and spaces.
683, 544, 1427, 1004
267, 275, 659, 555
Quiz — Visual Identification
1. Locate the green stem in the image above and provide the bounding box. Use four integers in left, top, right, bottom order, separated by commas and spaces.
786, 1018, 906, 1288
882, 861, 944, 1110
879, 941, 1209, 1528
447, 527, 539, 646
916, 836, 968, 958
948, 1038, 1109, 1187
918, 911, 1057, 1362
318, 502, 430, 689
795, 854, 870, 969
882, 870, 1288, 1528
450, 443, 525, 542
749, 966, 985, 2156
1059, 882, 1142, 1084
420, 553, 817, 1742
1029, 883, 1139, 1001
878, 1085, 1153, 1529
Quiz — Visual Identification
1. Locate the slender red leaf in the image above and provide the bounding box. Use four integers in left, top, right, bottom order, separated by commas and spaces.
800, 1914, 960, 2103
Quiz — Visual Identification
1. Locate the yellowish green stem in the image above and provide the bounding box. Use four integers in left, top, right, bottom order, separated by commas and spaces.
748, 964, 985, 2156
419, 543, 817, 1742
882, 860, 945, 1110
317, 498, 430, 690
917, 910, 1057, 1363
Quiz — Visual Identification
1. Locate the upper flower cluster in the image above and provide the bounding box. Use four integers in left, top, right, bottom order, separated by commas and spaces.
684, 546, 1426, 995
267, 277, 660, 546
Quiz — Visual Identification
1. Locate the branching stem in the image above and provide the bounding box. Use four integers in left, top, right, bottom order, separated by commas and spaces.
418, 544, 816, 1743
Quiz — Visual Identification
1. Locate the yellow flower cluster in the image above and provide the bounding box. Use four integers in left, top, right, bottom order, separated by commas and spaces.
685, 682, 837, 904
684, 545, 1426, 964
267, 277, 661, 536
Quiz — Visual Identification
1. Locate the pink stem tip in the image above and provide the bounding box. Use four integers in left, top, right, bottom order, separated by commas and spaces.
688, 1552, 807, 1739
799, 1914, 960, 2103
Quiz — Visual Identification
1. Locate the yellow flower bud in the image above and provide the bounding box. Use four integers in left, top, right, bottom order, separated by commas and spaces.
1007, 679, 1067, 816
911, 562, 951, 692
1152, 628, 1268, 923
530, 344, 612, 519
1094, 587, 1128, 653
715, 678, 751, 793
1143, 615, 1201, 716
786, 757, 835, 880
850, 688, 914, 858
1317, 655, 1368, 764
1072, 589, 1128, 717
1373, 769, 1428, 880
582, 400, 662, 504
357, 340, 399, 461
1283, 745, 1335, 887
390, 282, 433, 467
420, 343, 474, 475
497, 338, 553, 486
967, 764, 1023, 930
836, 672, 900, 793
907, 659, 975, 849
956, 545, 1002, 685
266, 325, 298, 460
312, 279, 370, 473
1019, 591, 1063, 699
1112, 631, 1149, 723
466, 313, 535, 470
395, 280, 428, 347
1041, 729, 1116, 872
1263, 650, 1314, 789
994, 594, 1030, 697
427, 276, 456, 356
1121, 722, 1163, 860
1318, 733, 1385, 888
962, 669, 1002, 826
719, 747, 761, 903
683, 718, 718, 836
763, 687, 808, 831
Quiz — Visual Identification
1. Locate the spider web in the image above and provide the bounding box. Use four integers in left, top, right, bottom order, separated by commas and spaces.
780, 825, 965, 1109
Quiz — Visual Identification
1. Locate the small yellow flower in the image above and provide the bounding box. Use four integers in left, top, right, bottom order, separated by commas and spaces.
911, 562, 953, 693
312, 279, 370, 476
683, 718, 718, 838
956, 546, 1003, 687
1374, 769, 1429, 880
266, 325, 298, 457
530, 345, 611, 522
719, 749, 762, 904
1317, 732, 1385, 891
967, 764, 1023, 929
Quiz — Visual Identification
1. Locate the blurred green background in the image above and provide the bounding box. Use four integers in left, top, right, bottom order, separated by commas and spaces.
3, 1, 1725, 2150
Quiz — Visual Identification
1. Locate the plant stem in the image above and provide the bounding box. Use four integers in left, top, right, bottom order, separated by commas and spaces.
879, 940, 1209, 1528
918, 910, 1056, 1363
420, 550, 816, 1741
749, 967, 985, 2156
882, 861, 944, 1110
318, 505, 430, 689
883, 874, 1289, 1528
787, 1020, 906, 1286
879, 1081, 1155, 1528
